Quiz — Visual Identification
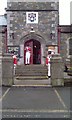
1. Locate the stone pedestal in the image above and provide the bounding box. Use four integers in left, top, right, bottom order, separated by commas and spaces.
2, 53, 14, 86
51, 54, 64, 86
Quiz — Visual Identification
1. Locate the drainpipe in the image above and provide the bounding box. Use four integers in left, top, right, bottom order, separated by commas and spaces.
58, 27, 61, 53
5, 28, 7, 53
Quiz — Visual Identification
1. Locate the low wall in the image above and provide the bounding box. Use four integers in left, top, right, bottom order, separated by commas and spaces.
2, 54, 14, 86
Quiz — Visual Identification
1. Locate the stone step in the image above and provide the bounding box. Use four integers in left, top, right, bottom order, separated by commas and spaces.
16, 65, 47, 67
15, 65, 47, 71
14, 65, 48, 85
15, 69, 47, 72
15, 76, 48, 80
15, 72, 47, 76
14, 79, 51, 86
15, 68, 47, 73
15, 65, 48, 76
16, 64, 47, 68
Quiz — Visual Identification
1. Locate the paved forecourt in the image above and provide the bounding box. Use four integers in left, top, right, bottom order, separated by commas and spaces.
1, 86, 71, 118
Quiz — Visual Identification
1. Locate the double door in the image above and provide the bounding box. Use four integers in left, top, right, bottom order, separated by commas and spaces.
24, 40, 41, 64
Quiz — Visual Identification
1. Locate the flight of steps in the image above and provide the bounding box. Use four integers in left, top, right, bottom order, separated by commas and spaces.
14, 65, 50, 86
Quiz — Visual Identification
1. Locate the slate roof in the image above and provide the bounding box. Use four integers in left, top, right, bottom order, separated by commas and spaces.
58, 25, 72, 33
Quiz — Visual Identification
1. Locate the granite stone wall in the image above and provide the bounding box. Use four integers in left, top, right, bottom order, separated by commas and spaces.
7, 1, 59, 46
60, 33, 70, 63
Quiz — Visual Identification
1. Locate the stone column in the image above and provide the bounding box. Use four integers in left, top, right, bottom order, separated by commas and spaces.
20, 44, 24, 64
41, 44, 46, 65
50, 54, 64, 86
2, 53, 14, 86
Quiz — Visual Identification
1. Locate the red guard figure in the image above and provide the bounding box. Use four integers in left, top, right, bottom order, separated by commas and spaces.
25, 45, 31, 65
13, 54, 17, 68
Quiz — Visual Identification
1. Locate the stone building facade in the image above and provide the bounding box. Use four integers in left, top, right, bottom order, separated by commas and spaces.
6, 0, 59, 65
58, 25, 72, 65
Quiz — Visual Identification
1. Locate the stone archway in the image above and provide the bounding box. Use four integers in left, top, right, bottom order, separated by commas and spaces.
19, 33, 46, 65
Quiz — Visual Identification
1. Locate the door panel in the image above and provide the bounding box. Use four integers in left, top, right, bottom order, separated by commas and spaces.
33, 40, 41, 64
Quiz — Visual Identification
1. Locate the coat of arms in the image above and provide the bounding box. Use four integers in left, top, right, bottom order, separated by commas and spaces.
26, 12, 38, 24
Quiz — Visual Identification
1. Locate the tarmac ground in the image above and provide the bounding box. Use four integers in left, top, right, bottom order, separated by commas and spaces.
1, 86, 72, 119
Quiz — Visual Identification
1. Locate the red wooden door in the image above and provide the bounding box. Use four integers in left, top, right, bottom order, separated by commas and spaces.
33, 40, 41, 64
24, 40, 41, 64
24, 40, 33, 64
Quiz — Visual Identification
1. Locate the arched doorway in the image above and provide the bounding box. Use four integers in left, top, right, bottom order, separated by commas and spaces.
24, 39, 41, 64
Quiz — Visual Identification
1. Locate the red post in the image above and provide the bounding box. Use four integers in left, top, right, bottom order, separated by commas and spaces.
58, 27, 61, 53
5, 28, 7, 53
